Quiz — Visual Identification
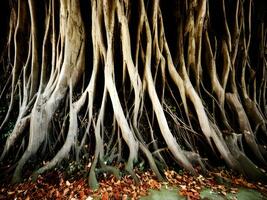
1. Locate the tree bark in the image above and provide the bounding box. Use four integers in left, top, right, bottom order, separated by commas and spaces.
0, 0, 266, 185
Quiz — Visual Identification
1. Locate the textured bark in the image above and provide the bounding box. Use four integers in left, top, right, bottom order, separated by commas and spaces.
0, 0, 266, 185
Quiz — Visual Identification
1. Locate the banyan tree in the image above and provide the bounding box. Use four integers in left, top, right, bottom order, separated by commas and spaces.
0, 0, 266, 188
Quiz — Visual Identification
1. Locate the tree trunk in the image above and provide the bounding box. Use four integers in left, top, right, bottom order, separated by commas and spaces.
0, 0, 266, 185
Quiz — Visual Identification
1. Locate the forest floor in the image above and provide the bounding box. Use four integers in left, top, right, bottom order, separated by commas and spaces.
0, 166, 267, 200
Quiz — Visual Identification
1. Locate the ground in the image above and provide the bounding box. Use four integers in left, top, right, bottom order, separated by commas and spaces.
0, 167, 266, 200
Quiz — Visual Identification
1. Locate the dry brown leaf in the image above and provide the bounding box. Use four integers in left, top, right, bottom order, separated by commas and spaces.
63, 188, 70, 196
122, 194, 128, 200
7, 191, 15, 195
102, 191, 109, 200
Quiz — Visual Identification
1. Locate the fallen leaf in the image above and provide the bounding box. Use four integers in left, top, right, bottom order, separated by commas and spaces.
7, 191, 15, 195
63, 188, 69, 195
80, 191, 86, 199
66, 180, 71, 186
102, 191, 109, 200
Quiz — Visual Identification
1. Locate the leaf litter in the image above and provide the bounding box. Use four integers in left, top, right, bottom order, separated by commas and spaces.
0, 168, 266, 200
